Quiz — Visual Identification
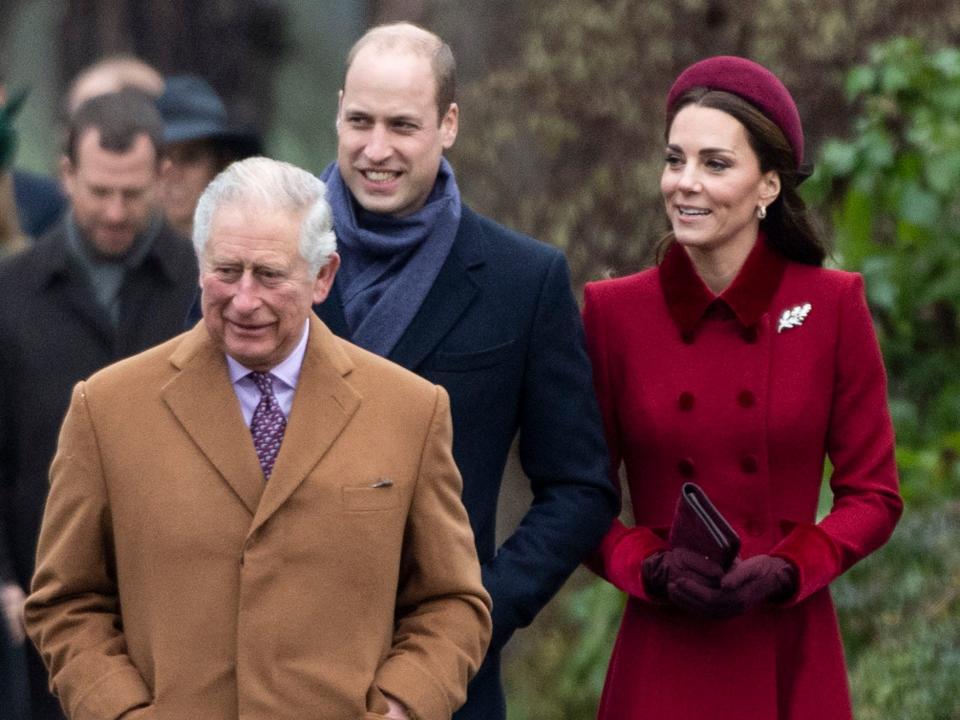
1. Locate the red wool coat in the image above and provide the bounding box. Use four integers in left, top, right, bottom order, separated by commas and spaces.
582, 237, 902, 720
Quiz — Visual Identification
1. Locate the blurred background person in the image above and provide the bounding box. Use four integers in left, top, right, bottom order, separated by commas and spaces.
0, 63, 49, 720
156, 74, 262, 238
582, 56, 902, 719
1, 93, 30, 256
1, 67, 65, 245
1, 52, 166, 252
64, 53, 164, 117
0, 89, 198, 720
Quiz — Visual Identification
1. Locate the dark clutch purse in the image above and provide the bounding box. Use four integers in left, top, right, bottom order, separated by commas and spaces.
668, 482, 741, 570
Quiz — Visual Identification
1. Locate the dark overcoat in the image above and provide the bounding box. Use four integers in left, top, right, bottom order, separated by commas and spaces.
582, 237, 902, 720
0, 220, 198, 590
315, 204, 617, 720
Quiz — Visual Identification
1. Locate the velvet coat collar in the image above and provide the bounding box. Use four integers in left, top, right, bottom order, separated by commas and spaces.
658, 233, 788, 337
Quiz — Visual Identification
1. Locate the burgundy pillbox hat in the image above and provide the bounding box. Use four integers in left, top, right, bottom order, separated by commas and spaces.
666, 56, 804, 169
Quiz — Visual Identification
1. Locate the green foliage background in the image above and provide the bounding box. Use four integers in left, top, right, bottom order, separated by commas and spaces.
442, 5, 960, 716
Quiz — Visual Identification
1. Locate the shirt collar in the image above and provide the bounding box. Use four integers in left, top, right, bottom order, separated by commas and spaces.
226, 318, 311, 389
659, 231, 788, 337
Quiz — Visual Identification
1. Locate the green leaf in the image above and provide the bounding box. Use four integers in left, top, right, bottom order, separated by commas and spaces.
861, 255, 897, 310
898, 183, 941, 227
821, 139, 858, 175
846, 65, 877, 99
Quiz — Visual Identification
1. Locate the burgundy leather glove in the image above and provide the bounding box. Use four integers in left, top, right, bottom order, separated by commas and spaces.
642, 547, 727, 616
719, 554, 797, 615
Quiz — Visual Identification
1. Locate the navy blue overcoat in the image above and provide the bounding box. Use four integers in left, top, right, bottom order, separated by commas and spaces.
315, 205, 617, 720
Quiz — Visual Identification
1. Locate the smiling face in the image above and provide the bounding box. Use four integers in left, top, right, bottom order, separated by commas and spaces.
661, 104, 780, 265
336, 45, 458, 218
200, 203, 338, 371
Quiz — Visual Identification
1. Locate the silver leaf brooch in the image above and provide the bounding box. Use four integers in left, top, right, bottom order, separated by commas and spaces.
777, 303, 812, 333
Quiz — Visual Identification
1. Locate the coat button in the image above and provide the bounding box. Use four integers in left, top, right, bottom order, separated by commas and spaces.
742, 326, 759, 343
678, 392, 695, 411
681, 329, 695, 345
737, 390, 756, 408
740, 455, 759, 473
678, 457, 696, 478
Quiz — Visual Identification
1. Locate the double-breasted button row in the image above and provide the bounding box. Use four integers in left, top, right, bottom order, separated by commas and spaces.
674, 454, 760, 477
675, 390, 757, 410
679, 325, 759, 344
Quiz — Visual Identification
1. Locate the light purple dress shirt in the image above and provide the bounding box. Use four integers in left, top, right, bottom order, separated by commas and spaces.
226, 319, 310, 426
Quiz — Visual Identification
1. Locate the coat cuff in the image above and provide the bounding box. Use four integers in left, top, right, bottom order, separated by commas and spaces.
770, 521, 842, 604
376, 657, 451, 720
60, 660, 152, 720
596, 521, 669, 601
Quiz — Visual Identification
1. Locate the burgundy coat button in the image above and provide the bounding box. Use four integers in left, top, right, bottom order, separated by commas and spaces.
740, 455, 759, 473
681, 329, 695, 345
678, 458, 696, 478
742, 326, 759, 343
678, 392, 695, 411
738, 390, 756, 408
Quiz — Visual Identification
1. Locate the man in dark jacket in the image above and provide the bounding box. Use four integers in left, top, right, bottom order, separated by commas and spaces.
315, 23, 618, 720
0, 89, 198, 720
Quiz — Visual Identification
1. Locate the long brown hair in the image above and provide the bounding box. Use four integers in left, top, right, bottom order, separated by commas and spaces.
661, 88, 827, 266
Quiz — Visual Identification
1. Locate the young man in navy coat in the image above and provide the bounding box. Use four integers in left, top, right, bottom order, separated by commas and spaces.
316, 22, 617, 720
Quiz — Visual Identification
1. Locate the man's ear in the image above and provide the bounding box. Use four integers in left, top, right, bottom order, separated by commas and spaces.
312, 252, 341, 305
440, 103, 458, 150
59, 156, 76, 197
335, 89, 344, 133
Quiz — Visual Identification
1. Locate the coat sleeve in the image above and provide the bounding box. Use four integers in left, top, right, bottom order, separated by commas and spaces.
478, 253, 619, 652
581, 282, 668, 602
375, 386, 492, 720
24, 383, 153, 720
771, 273, 903, 603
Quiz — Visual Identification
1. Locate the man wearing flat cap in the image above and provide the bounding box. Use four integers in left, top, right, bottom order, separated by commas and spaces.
25, 156, 491, 720
157, 75, 262, 238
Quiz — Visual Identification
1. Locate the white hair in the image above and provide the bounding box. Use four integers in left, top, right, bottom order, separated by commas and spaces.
192, 156, 336, 274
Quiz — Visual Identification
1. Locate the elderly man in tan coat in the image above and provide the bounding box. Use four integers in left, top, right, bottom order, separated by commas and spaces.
25, 157, 491, 720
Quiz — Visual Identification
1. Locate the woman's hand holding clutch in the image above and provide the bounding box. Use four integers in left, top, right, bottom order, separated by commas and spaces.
641, 547, 728, 616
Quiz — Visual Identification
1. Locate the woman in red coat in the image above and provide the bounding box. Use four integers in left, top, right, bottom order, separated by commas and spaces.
583, 56, 903, 719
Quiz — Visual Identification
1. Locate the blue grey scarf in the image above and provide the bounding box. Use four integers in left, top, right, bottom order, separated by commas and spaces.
322, 158, 461, 356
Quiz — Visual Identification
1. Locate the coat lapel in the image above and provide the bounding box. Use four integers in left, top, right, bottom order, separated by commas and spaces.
162, 325, 265, 515
35, 232, 115, 347
389, 208, 485, 370
249, 315, 361, 535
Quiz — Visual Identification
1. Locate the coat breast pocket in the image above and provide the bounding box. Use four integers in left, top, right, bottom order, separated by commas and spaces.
341, 484, 399, 512
419, 338, 517, 372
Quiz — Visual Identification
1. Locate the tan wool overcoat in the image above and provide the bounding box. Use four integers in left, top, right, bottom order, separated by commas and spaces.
26, 315, 492, 720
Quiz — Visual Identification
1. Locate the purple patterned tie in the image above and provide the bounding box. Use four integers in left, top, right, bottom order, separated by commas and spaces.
249, 372, 286, 480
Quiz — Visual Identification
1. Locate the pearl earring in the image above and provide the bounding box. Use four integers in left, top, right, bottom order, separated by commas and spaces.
757, 205, 767, 220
